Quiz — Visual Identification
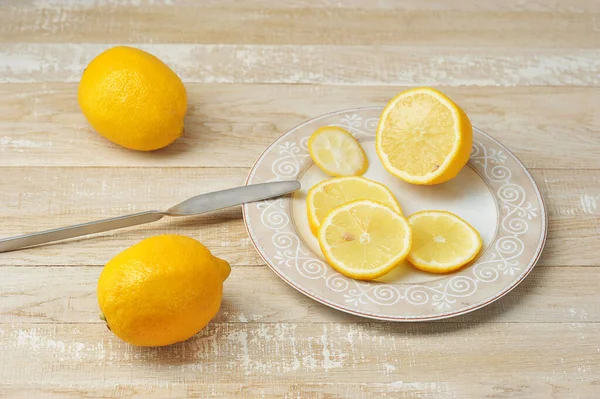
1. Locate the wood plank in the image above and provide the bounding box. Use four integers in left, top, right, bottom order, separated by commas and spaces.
8, 0, 600, 12
0, 167, 596, 267
0, 167, 257, 266
1, 265, 598, 324
1, 44, 599, 86
0, 323, 597, 397
2, 1, 597, 397
1, 84, 599, 169
1, 4, 598, 48
0, 380, 594, 399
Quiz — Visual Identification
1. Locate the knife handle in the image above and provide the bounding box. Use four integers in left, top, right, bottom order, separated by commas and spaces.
0, 211, 164, 253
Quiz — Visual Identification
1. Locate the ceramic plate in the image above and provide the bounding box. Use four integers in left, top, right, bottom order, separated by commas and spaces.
243, 107, 547, 321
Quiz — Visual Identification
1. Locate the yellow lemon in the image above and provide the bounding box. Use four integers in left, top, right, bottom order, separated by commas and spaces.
306, 176, 402, 235
318, 200, 412, 280
97, 235, 230, 347
78, 46, 187, 151
376, 87, 472, 185
407, 210, 482, 273
308, 126, 368, 176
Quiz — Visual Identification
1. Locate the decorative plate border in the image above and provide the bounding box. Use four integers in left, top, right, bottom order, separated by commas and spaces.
243, 107, 548, 321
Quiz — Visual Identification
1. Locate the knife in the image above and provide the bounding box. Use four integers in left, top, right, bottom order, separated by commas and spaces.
0, 180, 301, 253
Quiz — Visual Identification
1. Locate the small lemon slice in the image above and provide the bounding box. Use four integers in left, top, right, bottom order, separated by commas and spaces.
376, 87, 472, 185
308, 126, 368, 177
407, 210, 482, 273
307, 176, 402, 234
318, 200, 412, 280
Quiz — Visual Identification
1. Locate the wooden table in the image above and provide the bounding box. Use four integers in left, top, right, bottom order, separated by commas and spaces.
1, 1, 599, 397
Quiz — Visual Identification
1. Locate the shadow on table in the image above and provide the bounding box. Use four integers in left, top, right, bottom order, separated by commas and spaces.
125, 217, 552, 365
129, 264, 549, 366
277, 260, 550, 336
373, 263, 547, 335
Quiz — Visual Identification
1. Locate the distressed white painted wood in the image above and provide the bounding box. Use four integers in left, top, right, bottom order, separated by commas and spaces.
7, 0, 600, 12
1, 3, 598, 48
0, 0, 599, 397
0, 84, 599, 168
0, 167, 596, 267
1, 44, 600, 86
0, 323, 598, 399
2, 266, 599, 324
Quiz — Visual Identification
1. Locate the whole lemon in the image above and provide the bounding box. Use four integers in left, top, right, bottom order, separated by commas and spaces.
97, 235, 230, 347
78, 46, 187, 151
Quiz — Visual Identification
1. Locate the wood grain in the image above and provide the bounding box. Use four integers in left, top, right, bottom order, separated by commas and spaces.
1, 84, 599, 169
1, 265, 598, 325
8, 0, 600, 12
0, 167, 256, 266
2, 5, 598, 48
0, 167, 596, 267
0, 323, 598, 397
2, 44, 599, 86
0, 381, 594, 399
1, 0, 599, 397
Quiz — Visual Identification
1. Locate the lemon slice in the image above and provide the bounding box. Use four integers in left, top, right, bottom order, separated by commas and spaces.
307, 176, 402, 234
318, 200, 412, 280
376, 87, 473, 185
407, 210, 482, 273
308, 126, 368, 176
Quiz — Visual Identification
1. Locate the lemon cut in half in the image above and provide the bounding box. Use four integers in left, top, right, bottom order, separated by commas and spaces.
376, 87, 472, 185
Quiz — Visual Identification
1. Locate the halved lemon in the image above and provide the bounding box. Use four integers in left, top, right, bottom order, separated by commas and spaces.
407, 210, 482, 274
307, 176, 402, 234
308, 126, 368, 176
318, 200, 412, 280
376, 87, 472, 185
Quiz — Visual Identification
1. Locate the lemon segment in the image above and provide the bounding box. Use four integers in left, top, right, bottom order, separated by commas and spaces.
376, 87, 472, 185
308, 126, 368, 177
407, 210, 482, 273
317, 200, 412, 280
306, 176, 402, 234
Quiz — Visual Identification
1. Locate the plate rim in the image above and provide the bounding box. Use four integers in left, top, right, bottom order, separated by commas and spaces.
242, 106, 548, 322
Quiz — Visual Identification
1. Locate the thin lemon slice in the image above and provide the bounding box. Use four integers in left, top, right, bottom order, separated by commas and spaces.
407, 210, 482, 273
307, 176, 402, 234
308, 126, 368, 176
376, 87, 472, 185
318, 200, 412, 280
